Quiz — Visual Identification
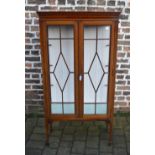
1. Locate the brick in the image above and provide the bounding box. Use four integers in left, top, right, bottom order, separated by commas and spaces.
117, 52, 125, 57
25, 85, 31, 89
25, 68, 41, 73
32, 85, 43, 89
25, 45, 33, 49
25, 38, 30, 43
26, 80, 40, 84
30, 12, 38, 18
32, 38, 40, 43
97, 0, 106, 5
117, 1, 125, 6
87, 0, 96, 5
31, 26, 39, 31
25, 25, 29, 31
34, 19, 39, 25
34, 63, 42, 67
125, 35, 130, 39
59, 7, 73, 11
125, 8, 130, 13
122, 28, 130, 33
121, 22, 130, 27
48, 0, 56, 5
58, 0, 66, 5
115, 91, 122, 95
25, 6, 38, 11
116, 70, 128, 74
74, 7, 85, 11
32, 74, 39, 78
25, 74, 30, 78
116, 80, 126, 85
77, 0, 85, 4
25, 12, 29, 18
117, 86, 130, 90
41, 6, 57, 10
117, 96, 125, 100
25, 57, 40, 61
31, 50, 39, 55
67, 0, 75, 5
27, 0, 46, 4
124, 46, 130, 52
118, 41, 130, 46
117, 46, 122, 51
107, 1, 116, 6
125, 75, 130, 79
121, 64, 130, 68
25, 63, 32, 68
117, 59, 128, 63
119, 14, 129, 20
25, 32, 34, 38
116, 75, 124, 79
34, 44, 40, 49
25, 19, 32, 24
123, 91, 130, 95
25, 50, 30, 55
118, 34, 124, 39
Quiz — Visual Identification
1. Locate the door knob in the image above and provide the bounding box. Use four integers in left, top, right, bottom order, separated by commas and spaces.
79, 74, 83, 81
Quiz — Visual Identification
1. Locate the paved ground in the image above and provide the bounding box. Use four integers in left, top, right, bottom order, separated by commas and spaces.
25, 115, 130, 155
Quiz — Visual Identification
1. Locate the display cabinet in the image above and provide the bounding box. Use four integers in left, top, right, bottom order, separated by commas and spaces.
37, 11, 120, 144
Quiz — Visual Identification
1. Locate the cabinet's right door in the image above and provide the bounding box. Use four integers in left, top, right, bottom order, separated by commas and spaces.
79, 21, 115, 117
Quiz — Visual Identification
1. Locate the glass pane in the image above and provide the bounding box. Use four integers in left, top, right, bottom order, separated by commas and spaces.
48, 26, 59, 38
61, 26, 73, 38
84, 25, 110, 115
89, 55, 104, 90
98, 40, 110, 73
51, 104, 63, 114
62, 40, 74, 72
84, 26, 96, 39
48, 25, 75, 115
48, 40, 60, 72
64, 104, 74, 114
84, 104, 95, 114
98, 26, 110, 39
50, 74, 62, 102
96, 104, 107, 114
84, 40, 96, 72
54, 55, 69, 89
97, 77, 108, 103
84, 74, 95, 103
64, 74, 74, 102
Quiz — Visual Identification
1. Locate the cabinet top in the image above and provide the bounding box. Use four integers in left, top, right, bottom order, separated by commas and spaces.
37, 11, 121, 20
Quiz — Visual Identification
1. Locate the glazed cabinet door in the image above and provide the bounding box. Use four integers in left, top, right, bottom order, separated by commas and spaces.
46, 22, 78, 116
79, 21, 114, 117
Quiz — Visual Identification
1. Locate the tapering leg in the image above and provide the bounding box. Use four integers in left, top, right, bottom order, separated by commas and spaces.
45, 118, 50, 145
108, 120, 113, 145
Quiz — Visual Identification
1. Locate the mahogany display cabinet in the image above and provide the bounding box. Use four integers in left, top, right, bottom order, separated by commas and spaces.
37, 11, 120, 144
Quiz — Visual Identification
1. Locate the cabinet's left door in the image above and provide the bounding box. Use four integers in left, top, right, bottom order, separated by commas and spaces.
41, 21, 79, 118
